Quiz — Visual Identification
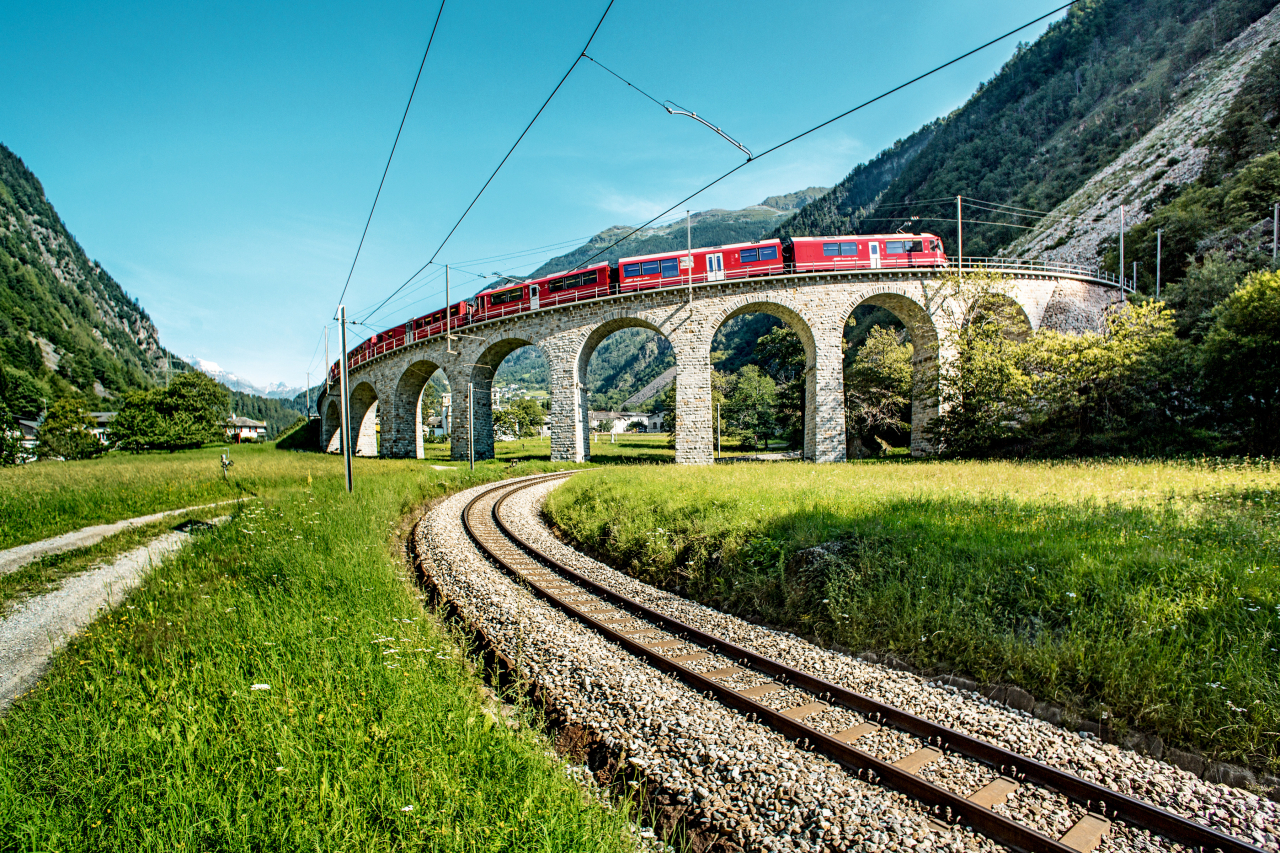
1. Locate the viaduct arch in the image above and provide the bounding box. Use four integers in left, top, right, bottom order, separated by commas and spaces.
316, 265, 1119, 464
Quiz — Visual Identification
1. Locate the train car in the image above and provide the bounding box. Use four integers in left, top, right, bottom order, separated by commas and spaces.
617, 239, 785, 290
529, 262, 613, 307
784, 233, 946, 272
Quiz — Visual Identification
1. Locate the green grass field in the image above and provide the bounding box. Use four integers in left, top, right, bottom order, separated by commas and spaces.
0, 443, 325, 551
545, 459, 1280, 773
0, 447, 633, 852
418, 432, 776, 466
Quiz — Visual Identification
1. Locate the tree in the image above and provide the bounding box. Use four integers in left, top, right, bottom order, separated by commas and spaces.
845, 326, 913, 456
507, 397, 545, 437
754, 326, 805, 448
930, 271, 1032, 454
111, 371, 230, 451
493, 408, 520, 441
0, 400, 21, 466
36, 397, 105, 460
726, 365, 777, 451
1201, 270, 1280, 454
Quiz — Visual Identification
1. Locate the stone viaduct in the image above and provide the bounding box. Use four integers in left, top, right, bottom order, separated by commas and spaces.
316, 263, 1121, 465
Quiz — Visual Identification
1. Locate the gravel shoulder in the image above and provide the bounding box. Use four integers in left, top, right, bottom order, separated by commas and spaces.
0, 520, 224, 712
0, 500, 242, 577
492, 476, 1277, 852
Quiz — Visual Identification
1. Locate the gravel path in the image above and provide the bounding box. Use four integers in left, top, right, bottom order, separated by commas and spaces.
490, 476, 1277, 852
0, 519, 224, 713
0, 500, 242, 577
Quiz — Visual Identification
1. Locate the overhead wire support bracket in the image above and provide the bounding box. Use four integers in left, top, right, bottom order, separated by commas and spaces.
663, 101, 752, 159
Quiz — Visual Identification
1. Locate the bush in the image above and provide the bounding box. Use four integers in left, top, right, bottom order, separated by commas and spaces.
112, 372, 230, 452
1201, 270, 1280, 454
35, 398, 105, 461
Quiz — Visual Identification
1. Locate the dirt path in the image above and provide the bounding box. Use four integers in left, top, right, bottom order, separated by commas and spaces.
0, 520, 224, 713
0, 500, 243, 577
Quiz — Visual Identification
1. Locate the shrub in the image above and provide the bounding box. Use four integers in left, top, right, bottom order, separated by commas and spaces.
35, 398, 105, 461
112, 372, 230, 452
1201, 270, 1280, 454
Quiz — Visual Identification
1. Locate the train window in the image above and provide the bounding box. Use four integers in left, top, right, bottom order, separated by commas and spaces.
823, 242, 839, 256
759, 245, 778, 261
623, 263, 641, 277
641, 260, 660, 276
660, 258, 679, 278
741, 248, 759, 262
567, 273, 582, 288
490, 287, 523, 306
930, 239, 941, 252
450, 305, 461, 316
906, 240, 924, 252
840, 242, 858, 256
583, 270, 599, 285
548, 278, 564, 293
887, 240, 906, 254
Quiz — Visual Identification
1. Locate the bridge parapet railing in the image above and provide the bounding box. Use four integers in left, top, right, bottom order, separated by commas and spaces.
331, 257, 1129, 378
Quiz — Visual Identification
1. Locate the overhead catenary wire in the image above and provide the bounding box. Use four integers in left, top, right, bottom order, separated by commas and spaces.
577, 0, 1081, 269
335, 0, 448, 308
358, 0, 618, 325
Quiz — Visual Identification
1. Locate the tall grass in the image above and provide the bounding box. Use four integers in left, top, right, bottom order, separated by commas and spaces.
0, 454, 632, 852
0, 444, 331, 550
546, 458, 1280, 772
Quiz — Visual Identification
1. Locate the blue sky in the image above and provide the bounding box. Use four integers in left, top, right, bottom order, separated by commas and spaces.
1, 0, 1066, 388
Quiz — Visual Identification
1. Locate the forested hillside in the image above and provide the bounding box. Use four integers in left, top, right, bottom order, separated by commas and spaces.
777, 0, 1277, 257
0, 144, 176, 419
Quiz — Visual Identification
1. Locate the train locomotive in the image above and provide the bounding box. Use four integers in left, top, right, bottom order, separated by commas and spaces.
334, 232, 946, 376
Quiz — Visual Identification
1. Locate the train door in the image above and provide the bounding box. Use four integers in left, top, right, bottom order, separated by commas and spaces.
706, 253, 725, 281
530, 285, 540, 310
869, 242, 881, 269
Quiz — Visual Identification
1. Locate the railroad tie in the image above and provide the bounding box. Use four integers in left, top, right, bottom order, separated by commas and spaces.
967, 777, 1019, 808
644, 639, 686, 650
1058, 815, 1111, 853
670, 653, 709, 663
739, 682, 783, 698
703, 666, 746, 679
832, 722, 879, 743
620, 629, 659, 638
893, 746, 943, 774
781, 702, 829, 720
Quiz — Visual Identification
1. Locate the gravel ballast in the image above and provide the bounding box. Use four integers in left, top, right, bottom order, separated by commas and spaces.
418, 474, 1278, 853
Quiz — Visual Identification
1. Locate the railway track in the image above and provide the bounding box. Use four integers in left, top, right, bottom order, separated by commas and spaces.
453, 473, 1266, 853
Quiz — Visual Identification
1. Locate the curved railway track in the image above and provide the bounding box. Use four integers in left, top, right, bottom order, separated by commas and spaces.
452, 473, 1266, 853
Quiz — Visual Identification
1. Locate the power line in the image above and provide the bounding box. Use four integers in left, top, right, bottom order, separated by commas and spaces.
359, 0, 618, 324
582, 53, 667, 111
578, 0, 1079, 269
335, 0, 448, 307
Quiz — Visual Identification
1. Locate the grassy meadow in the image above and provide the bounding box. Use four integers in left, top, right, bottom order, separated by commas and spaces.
545, 459, 1280, 772
0, 443, 325, 551
0, 446, 635, 852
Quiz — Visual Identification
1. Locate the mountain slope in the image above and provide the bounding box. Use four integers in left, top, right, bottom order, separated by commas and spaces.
527, 188, 828, 279
777, 0, 1278, 259
0, 144, 173, 418
1009, 3, 1280, 267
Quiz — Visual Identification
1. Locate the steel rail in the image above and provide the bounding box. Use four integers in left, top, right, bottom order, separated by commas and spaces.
465, 476, 1264, 853
463, 478, 1074, 853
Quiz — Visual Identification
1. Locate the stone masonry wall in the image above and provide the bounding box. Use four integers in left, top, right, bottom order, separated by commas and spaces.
317, 269, 1115, 464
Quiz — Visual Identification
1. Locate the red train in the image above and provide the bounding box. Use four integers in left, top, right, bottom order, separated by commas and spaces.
333, 233, 946, 377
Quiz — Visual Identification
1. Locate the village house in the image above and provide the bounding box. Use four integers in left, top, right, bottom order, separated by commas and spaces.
227, 415, 268, 443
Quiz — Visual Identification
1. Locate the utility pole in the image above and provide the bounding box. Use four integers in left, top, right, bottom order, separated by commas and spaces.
324, 327, 330, 394
337, 305, 353, 493
1119, 205, 1126, 298
467, 381, 474, 471
1156, 229, 1163, 299
687, 210, 693, 307
305, 371, 311, 417
956, 195, 963, 276
1133, 262, 1138, 292
446, 265, 455, 354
